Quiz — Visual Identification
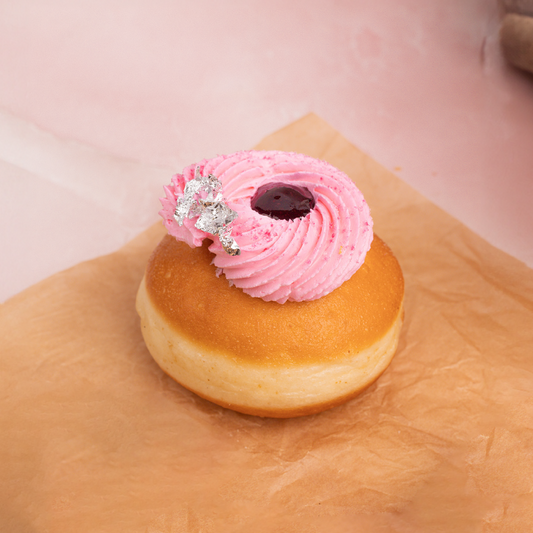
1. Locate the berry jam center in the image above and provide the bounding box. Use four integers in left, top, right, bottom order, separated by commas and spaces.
251, 183, 315, 220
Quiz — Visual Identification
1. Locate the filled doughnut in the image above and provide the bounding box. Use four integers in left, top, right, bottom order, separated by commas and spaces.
136, 150, 404, 417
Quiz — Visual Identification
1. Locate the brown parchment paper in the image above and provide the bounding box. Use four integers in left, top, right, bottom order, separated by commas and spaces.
2, 114, 533, 533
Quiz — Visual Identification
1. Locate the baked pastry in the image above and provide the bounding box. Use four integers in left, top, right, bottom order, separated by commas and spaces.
136, 150, 404, 417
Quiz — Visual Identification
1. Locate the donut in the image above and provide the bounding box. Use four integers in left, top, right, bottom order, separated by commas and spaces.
136, 150, 404, 417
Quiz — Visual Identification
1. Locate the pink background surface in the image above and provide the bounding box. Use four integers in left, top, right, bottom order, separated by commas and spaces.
1, 0, 532, 302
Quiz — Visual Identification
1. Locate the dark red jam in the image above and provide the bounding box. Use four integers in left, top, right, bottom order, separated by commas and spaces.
251, 183, 315, 220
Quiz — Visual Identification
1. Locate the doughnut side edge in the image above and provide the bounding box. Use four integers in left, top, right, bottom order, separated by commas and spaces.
136, 276, 404, 418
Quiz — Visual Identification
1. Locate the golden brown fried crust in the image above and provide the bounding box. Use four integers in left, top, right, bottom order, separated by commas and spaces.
145, 234, 404, 367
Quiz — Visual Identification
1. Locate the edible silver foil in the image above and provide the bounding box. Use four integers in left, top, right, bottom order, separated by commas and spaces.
174, 167, 240, 256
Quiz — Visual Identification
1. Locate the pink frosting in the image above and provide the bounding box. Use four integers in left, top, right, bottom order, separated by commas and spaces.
159, 150, 373, 304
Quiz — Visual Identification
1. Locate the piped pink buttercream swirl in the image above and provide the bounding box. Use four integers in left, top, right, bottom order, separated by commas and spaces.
159, 150, 373, 304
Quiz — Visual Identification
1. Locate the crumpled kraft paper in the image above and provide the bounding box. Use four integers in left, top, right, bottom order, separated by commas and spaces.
2, 114, 533, 532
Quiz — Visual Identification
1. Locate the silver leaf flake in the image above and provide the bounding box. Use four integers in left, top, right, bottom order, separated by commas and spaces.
174, 167, 240, 256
